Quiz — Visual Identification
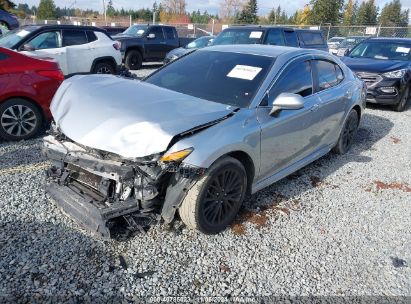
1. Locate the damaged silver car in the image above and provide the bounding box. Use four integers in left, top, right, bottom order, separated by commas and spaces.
44, 45, 366, 238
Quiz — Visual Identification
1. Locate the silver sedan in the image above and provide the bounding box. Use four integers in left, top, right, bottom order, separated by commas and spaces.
44, 45, 366, 237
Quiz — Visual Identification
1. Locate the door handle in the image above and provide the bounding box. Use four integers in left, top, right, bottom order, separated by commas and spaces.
310, 104, 320, 112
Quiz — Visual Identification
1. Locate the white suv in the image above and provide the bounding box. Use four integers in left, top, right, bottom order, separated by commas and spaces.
0, 25, 122, 76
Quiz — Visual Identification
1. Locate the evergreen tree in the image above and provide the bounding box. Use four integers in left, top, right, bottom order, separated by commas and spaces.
378, 0, 408, 27
356, 0, 378, 25
37, 0, 56, 19
342, 0, 358, 25
308, 0, 344, 25
106, 0, 115, 17
237, 0, 258, 24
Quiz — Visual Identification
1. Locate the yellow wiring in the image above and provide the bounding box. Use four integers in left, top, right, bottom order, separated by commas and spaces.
0, 162, 50, 175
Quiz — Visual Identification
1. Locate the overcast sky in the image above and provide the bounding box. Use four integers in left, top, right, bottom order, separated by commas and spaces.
14, 0, 411, 16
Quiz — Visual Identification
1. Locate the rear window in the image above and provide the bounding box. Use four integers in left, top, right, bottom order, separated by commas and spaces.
63, 30, 88, 46
265, 29, 285, 46
213, 29, 265, 45
299, 32, 324, 45
145, 50, 274, 107
86, 31, 98, 42
284, 31, 298, 47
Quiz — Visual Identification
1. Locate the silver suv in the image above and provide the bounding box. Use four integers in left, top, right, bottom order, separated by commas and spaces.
44, 45, 366, 238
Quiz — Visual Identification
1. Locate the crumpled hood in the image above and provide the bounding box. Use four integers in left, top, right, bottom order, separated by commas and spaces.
51, 75, 235, 159
341, 56, 410, 73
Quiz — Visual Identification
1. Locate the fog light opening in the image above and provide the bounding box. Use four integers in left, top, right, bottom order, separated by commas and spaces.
379, 87, 397, 94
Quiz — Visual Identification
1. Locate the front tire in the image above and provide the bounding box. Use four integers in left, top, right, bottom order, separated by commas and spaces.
0, 98, 43, 141
179, 157, 247, 234
125, 50, 142, 70
393, 86, 409, 112
333, 109, 359, 155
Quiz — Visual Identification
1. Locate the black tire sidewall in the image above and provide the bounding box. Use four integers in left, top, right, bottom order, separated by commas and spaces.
93, 62, 115, 74
0, 98, 43, 141
195, 158, 247, 234
125, 51, 142, 70
335, 110, 358, 154
394, 86, 409, 112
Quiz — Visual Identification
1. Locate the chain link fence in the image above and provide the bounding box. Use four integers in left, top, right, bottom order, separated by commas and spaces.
16, 18, 411, 39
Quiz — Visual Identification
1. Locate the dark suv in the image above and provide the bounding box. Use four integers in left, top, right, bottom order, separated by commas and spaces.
212, 26, 328, 52
0, 9, 19, 35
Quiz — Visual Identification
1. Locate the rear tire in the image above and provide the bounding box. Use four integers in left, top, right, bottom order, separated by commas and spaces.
333, 109, 359, 155
0, 98, 43, 141
92, 61, 115, 74
393, 86, 409, 112
125, 50, 142, 70
179, 157, 247, 234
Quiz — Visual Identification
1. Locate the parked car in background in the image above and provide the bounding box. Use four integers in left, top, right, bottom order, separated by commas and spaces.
0, 25, 122, 76
211, 26, 329, 52
164, 35, 214, 64
0, 47, 64, 140
341, 37, 411, 112
335, 36, 368, 57
328, 36, 345, 55
113, 24, 194, 70
43, 45, 364, 238
100, 26, 127, 37
0, 9, 19, 35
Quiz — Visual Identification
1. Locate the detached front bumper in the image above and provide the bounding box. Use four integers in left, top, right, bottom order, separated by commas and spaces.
43, 135, 200, 238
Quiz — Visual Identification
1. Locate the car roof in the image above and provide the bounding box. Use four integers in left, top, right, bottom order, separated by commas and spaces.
21, 24, 105, 31
366, 37, 411, 43
226, 25, 320, 32
199, 44, 322, 58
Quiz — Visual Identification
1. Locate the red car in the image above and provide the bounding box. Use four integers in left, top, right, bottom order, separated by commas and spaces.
0, 47, 64, 140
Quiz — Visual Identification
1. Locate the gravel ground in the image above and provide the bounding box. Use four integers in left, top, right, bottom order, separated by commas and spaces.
0, 70, 410, 301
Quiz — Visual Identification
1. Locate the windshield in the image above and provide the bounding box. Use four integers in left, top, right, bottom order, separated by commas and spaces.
0, 28, 32, 48
145, 50, 274, 107
123, 25, 148, 36
349, 41, 411, 61
185, 36, 213, 49
339, 37, 363, 48
212, 29, 264, 45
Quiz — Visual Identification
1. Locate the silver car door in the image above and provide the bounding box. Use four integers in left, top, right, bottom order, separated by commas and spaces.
256, 60, 322, 181
312, 59, 350, 148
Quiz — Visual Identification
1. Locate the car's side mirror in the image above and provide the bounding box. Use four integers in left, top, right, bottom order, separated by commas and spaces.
22, 44, 35, 51
269, 93, 304, 116
344, 49, 350, 56
147, 33, 156, 39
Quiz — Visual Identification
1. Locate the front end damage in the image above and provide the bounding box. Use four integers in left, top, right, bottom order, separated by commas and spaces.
43, 133, 203, 238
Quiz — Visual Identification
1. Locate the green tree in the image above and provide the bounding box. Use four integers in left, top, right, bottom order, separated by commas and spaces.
0, 0, 16, 10
343, 0, 358, 25
378, 0, 409, 27
106, 0, 115, 17
356, 0, 378, 25
268, 5, 289, 24
37, 0, 57, 19
237, 0, 258, 24
308, 0, 344, 25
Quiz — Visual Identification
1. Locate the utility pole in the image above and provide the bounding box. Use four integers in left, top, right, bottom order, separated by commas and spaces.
102, 0, 107, 26
153, 10, 156, 24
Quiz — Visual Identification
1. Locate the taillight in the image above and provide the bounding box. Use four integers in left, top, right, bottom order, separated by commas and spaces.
37, 70, 65, 81
113, 41, 121, 50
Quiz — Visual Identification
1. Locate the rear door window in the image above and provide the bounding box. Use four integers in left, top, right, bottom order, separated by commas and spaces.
62, 30, 88, 46
313, 60, 343, 91
284, 31, 298, 47
269, 61, 313, 101
265, 29, 285, 46
164, 27, 176, 40
299, 32, 324, 46
147, 27, 165, 40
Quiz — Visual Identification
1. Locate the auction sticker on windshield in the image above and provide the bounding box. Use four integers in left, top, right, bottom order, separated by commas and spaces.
227, 65, 262, 80
16, 30, 30, 37
249, 31, 263, 39
396, 47, 410, 54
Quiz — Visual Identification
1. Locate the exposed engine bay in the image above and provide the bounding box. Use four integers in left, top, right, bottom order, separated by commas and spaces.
43, 129, 204, 238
